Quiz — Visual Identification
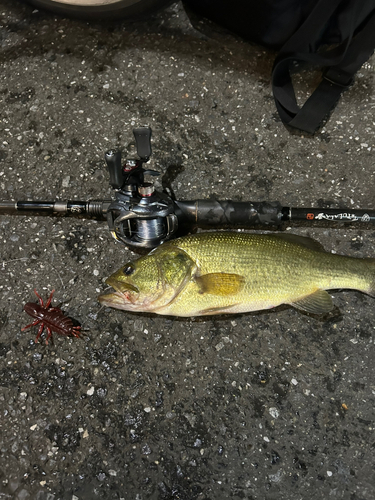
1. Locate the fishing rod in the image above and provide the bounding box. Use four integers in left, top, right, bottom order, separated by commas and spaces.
1, 127, 374, 249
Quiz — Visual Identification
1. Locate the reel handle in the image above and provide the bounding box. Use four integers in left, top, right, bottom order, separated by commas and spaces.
133, 127, 152, 162
105, 150, 123, 189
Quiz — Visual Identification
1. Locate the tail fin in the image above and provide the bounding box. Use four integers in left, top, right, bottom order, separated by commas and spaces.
365, 258, 375, 297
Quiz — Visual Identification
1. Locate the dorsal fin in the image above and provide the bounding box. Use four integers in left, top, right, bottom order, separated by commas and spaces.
274, 233, 326, 252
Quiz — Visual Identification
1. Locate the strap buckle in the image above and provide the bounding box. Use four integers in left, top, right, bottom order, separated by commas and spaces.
323, 68, 353, 88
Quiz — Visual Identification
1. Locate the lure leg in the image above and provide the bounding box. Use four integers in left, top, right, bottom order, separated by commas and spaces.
21, 319, 41, 332
45, 327, 53, 345
34, 289, 45, 307
44, 290, 56, 309
34, 323, 45, 343
71, 326, 82, 338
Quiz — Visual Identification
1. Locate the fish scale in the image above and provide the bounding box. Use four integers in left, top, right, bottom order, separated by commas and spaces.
99, 232, 375, 317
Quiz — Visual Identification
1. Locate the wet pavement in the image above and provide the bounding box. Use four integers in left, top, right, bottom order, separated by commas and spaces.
0, 1, 375, 499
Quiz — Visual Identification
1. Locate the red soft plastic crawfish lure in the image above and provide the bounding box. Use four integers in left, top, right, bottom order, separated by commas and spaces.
22, 289, 81, 345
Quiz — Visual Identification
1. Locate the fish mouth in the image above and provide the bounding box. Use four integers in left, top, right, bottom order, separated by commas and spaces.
106, 276, 139, 294
98, 278, 139, 308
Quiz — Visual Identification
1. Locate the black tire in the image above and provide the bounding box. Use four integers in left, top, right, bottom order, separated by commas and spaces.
24, 0, 174, 20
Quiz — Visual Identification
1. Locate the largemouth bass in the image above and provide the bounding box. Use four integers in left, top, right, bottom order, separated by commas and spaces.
98, 232, 375, 316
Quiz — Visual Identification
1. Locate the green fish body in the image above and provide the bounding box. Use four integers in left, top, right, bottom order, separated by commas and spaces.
99, 232, 375, 316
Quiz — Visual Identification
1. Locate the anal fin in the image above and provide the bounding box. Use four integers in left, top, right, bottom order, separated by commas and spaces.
290, 290, 333, 314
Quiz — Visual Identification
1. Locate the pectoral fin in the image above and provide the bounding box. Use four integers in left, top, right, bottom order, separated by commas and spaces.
195, 273, 245, 296
198, 304, 241, 315
290, 290, 333, 314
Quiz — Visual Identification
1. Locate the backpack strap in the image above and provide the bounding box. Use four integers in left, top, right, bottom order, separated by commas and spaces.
272, 0, 375, 134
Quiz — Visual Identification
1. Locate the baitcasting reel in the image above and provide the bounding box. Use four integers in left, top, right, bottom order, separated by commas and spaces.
104, 127, 177, 248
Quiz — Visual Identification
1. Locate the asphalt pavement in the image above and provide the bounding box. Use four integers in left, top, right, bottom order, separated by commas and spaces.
0, 1, 374, 499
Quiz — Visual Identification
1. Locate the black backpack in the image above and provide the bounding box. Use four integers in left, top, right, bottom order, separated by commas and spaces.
184, 0, 375, 134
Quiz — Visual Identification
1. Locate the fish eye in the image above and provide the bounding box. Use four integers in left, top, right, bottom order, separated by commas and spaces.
123, 264, 135, 276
